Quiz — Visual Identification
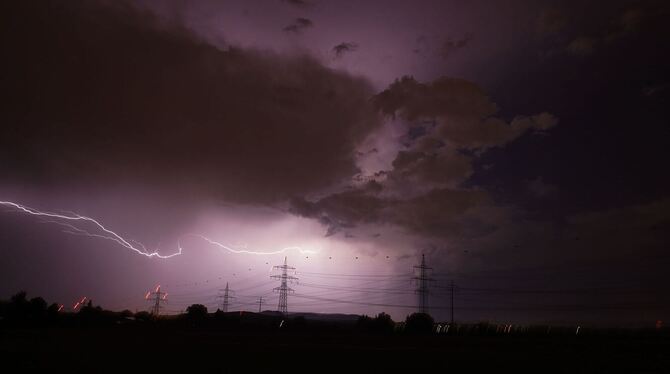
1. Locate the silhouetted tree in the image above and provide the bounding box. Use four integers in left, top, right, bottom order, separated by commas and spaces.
47, 303, 61, 319
29, 297, 48, 319
10, 291, 28, 305
0, 300, 8, 318
78, 300, 105, 325
213, 309, 226, 320
356, 313, 395, 333
372, 312, 395, 334
7, 291, 29, 320
356, 314, 373, 331
120, 309, 133, 318
135, 311, 152, 321
405, 313, 434, 334
1, 292, 51, 323
186, 304, 208, 320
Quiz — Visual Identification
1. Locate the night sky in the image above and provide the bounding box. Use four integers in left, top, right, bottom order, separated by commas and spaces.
1, 0, 669, 325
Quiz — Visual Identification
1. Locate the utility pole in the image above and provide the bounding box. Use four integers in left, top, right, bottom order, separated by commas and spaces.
218, 282, 235, 312
271, 256, 298, 314
258, 296, 264, 313
145, 285, 167, 315
450, 280, 455, 324
413, 254, 434, 314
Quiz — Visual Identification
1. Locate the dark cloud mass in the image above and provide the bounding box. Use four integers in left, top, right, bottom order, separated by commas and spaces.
0, 1, 378, 203
374, 77, 557, 150
1, 0, 670, 325
281, 0, 313, 8
291, 75, 557, 240
439, 33, 473, 59
332, 42, 359, 58
413, 33, 474, 60
291, 184, 491, 239
534, 1, 670, 57
283, 17, 314, 33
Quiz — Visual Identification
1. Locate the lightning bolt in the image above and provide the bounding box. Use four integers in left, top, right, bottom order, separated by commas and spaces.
0, 200, 182, 258
196, 235, 318, 255
1, 200, 317, 258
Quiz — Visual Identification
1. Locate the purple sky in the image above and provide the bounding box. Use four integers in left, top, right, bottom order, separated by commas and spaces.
1, 0, 669, 325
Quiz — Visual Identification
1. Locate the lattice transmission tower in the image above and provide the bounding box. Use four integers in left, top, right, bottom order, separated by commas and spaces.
145, 284, 167, 315
218, 282, 235, 312
413, 254, 434, 314
271, 257, 298, 314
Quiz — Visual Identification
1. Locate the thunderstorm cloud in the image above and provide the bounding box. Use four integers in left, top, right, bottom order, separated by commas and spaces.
0, 1, 380, 205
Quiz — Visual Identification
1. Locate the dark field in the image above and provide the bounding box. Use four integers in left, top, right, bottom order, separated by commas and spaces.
2, 321, 669, 372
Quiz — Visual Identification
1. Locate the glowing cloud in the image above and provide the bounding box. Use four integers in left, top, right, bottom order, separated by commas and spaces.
1, 200, 317, 259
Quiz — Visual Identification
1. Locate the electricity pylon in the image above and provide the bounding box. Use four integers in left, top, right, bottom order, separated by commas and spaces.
218, 282, 235, 312
145, 284, 167, 315
413, 254, 434, 314
271, 256, 298, 314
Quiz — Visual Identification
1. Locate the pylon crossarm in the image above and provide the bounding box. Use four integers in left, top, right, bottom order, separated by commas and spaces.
273, 265, 296, 270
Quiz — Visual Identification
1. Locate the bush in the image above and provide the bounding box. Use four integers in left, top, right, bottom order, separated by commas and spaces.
186, 304, 208, 320
372, 312, 395, 334
135, 311, 152, 321
47, 303, 61, 319
213, 309, 226, 320
28, 297, 48, 318
356, 312, 395, 334
356, 315, 373, 330
405, 313, 434, 334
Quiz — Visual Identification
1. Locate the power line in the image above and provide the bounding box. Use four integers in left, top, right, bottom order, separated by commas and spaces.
450, 280, 456, 324
298, 282, 416, 295
126, 265, 669, 318
292, 293, 669, 312
296, 271, 412, 279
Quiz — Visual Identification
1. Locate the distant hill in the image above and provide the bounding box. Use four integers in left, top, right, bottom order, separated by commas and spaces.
260, 310, 359, 322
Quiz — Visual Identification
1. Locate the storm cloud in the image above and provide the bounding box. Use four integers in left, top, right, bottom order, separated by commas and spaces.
332, 42, 359, 58
1, 0, 669, 325
283, 17, 314, 33
291, 75, 558, 240
0, 1, 379, 204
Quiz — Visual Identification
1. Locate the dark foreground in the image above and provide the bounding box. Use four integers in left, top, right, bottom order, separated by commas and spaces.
1, 294, 668, 372
2, 324, 669, 373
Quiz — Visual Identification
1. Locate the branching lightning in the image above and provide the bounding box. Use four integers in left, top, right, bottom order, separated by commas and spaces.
1, 200, 317, 259
0, 200, 182, 258
196, 235, 318, 255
